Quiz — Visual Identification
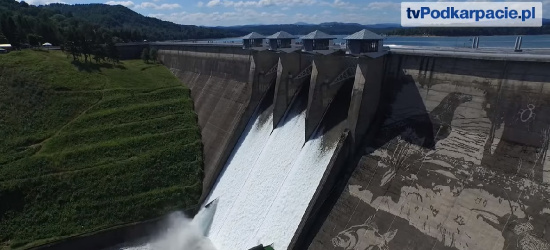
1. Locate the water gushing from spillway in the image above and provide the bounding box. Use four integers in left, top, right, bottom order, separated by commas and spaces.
123, 89, 339, 250
122, 200, 219, 250
204, 93, 339, 249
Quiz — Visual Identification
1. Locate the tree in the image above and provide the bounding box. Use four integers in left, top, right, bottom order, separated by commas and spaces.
106, 40, 119, 64
19, 1, 29, 8
141, 48, 149, 63
149, 48, 157, 63
0, 30, 8, 44
4, 16, 20, 48
27, 34, 41, 47
92, 45, 105, 63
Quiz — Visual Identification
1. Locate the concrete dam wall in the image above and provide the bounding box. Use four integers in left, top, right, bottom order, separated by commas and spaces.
308, 53, 550, 250
156, 46, 280, 200
153, 45, 385, 250
153, 45, 550, 250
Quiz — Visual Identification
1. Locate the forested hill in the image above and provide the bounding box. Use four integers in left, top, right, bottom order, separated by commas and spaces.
0, 0, 240, 47
43, 4, 241, 40
217, 22, 400, 35
218, 20, 550, 37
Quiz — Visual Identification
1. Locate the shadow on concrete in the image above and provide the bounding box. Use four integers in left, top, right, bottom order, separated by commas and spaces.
312, 78, 355, 144
279, 81, 309, 128
295, 67, 434, 249
257, 79, 276, 127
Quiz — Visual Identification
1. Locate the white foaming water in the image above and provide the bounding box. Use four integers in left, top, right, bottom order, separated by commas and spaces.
124, 98, 339, 250
209, 107, 307, 249
253, 130, 337, 249
205, 102, 339, 249
205, 108, 274, 240
123, 200, 219, 250
123, 109, 273, 250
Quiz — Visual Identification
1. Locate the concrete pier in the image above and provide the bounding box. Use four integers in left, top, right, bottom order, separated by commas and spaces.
273, 53, 313, 128
306, 56, 358, 140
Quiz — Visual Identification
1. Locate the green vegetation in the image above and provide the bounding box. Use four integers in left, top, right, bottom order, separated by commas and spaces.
0, 0, 240, 49
0, 50, 203, 249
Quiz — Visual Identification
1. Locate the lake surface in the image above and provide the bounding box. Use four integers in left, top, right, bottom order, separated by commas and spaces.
209, 34, 550, 49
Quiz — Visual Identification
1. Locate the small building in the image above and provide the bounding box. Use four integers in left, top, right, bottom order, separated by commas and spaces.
343, 29, 383, 54
266, 31, 297, 50
300, 30, 336, 51
242, 32, 265, 49
0, 44, 12, 51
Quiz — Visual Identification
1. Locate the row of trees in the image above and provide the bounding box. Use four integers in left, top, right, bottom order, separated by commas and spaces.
62, 24, 120, 63
0, 1, 151, 49
141, 48, 158, 63
0, 0, 240, 50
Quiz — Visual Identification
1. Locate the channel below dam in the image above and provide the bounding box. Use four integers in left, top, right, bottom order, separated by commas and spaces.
34, 44, 550, 250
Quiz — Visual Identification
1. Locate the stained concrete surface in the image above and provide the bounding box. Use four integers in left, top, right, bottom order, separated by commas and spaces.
156, 48, 279, 201
307, 54, 550, 250
154, 45, 550, 250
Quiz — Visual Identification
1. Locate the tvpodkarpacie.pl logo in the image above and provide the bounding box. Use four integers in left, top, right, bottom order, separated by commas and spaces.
401, 2, 542, 27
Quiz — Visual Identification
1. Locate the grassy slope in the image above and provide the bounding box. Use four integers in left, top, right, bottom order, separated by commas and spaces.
0, 50, 203, 249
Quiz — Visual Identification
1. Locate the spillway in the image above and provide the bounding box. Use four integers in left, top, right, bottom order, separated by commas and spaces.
204, 94, 338, 249
122, 88, 339, 250
122, 200, 219, 250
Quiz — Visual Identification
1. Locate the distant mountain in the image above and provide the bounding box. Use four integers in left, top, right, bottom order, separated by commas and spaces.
217, 22, 400, 36
364, 23, 402, 29
42, 3, 241, 41
222, 20, 550, 37
0, 0, 240, 47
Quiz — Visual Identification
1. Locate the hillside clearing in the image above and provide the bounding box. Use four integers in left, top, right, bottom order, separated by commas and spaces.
0, 50, 203, 249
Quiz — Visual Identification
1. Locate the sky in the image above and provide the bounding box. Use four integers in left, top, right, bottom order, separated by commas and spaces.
19, 0, 550, 27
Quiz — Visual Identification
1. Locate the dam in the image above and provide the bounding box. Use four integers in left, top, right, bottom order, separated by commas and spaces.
101, 42, 550, 250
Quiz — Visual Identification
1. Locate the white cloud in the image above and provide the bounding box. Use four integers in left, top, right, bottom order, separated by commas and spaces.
206, 0, 316, 8
320, 0, 356, 10
197, 1, 204, 7
18, 0, 66, 5
365, 2, 400, 10
150, 9, 288, 25
135, 2, 181, 9
148, 7, 391, 26
206, 0, 221, 7
105, 0, 135, 7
